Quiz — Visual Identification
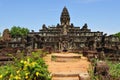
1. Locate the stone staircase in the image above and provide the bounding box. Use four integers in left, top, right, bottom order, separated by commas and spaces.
44, 52, 90, 80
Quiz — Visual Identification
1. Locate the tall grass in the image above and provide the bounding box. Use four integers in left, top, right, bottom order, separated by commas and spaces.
88, 59, 120, 80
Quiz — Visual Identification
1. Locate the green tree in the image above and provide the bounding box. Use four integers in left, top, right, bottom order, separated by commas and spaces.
0, 32, 1, 37
113, 32, 120, 39
10, 26, 29, 38
0, 32, 2, 39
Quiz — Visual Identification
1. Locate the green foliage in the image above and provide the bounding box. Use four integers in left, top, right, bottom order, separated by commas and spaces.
0, 50, 51, 80
88, 58, 99, 80
113, 32, 120, 39
0, 32, 1, 37
88, 65, 99, 80
108, 62, 120, 79
0, 32, 2, 39
10, 26, 29, 38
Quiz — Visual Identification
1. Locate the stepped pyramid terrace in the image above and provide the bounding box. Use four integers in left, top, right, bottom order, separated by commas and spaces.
27, 7, 120, 52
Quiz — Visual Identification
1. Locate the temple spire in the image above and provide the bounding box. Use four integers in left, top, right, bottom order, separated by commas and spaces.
60, 7, 70, 25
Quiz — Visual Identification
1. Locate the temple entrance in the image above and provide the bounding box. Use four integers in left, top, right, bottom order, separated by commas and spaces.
59, 37, 69, 52
62, 41, 68, 52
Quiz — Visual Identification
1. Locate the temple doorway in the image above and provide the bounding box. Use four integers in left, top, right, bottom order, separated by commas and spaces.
62, 41, 68, 52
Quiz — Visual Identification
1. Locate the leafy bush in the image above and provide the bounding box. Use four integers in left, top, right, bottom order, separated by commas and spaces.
108, 62, 120, 79
0, 50, 51, 80
10, 26, 29, 38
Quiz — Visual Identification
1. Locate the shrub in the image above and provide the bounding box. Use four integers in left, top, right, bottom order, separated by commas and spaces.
108, 62, 120, 79
0, 50, 51, 80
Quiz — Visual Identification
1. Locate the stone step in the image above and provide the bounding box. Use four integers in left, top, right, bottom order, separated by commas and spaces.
54, 58, 81, 62
52, 54, 81, 58
52, 73, 80, 80
52, 73, 80, 77
52, 77, 79, 80
52, 72, 90, 80
51, 53, 81, 62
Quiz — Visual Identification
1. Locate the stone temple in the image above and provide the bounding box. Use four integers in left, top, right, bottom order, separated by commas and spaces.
28, 7, 120, 52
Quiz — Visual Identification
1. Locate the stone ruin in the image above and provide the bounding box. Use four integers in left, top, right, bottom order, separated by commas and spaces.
0, 7, 120, 65
2, 29, 11, 41
94, 61, 110, 80
27, 7, 120, 54
0, 7, 120, 57
0, 29, 27, 65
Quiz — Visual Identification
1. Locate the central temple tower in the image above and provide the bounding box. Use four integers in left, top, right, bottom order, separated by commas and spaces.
60, 7, 70, 25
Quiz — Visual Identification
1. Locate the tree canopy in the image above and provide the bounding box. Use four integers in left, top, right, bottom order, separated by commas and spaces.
113, 32, 120, 39
10, 26, 29, 38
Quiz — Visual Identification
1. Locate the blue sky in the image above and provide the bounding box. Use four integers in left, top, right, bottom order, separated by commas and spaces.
0, 0, 120, 35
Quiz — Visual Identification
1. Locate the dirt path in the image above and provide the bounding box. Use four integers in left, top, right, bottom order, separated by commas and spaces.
44, 52, 91, 80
